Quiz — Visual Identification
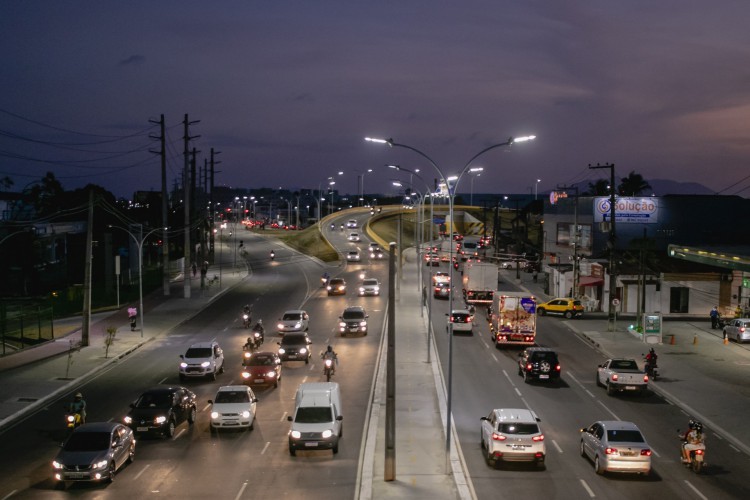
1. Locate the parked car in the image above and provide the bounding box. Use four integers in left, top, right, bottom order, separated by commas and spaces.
53, 422, 135, 487
359, 278, 381, 296
346, 249, 361, 262
518, 347, 561, 383
179, 341, 224, 380
277, 332, 312, 363
537, 298, 584, 319
124, 386, 197, 438
277, 310, 309, 333
241, 351, 282, 387
480, 408, 545, 468
580, 420, 652, 475
723, 318, 750, 343
208, 385, 258, 432
339, 306, 369, 335
327, 278, 347, 296
447, 309, 473, 334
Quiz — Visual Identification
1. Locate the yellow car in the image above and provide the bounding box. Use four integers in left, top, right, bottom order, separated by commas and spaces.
537, 298, 584, 319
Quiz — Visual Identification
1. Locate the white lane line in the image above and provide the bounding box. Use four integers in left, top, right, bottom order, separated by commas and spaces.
261, 441, 270, 455
552, 439, 563, 454
502, 370, 515, 387
158, 377, 168, 385
302, 376, 308, 384
279, 411, 288, 422
730, 444, 741, 453
134, 464, 151, 480
650, 447, 660, 458
514, 388, 522, 397
201, 403, 211, 412
597, 401, 620, 420
579, 478, 596, 497
174, 428, 186, 440
714, 433, 724, 441
491, 353, 498, 363
567, 373, 597, 398
584, 389, 595, 398
234, 481, 249, 500
1, 490, 18, 500
684, 480, 708, 500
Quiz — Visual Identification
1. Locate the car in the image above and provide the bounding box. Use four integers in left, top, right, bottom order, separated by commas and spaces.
723, 318, 750, 343
347, 232, 361, 242
53, 422, 135, 487
447, 309, 473, 334
480, 408, 545, 467
452, 232, 464, 241
208, 385, 258, 431
277, 309, 309, 333
241, 351, 282, 387
369, 247, 385, 259
433, 282, 450, 299
424, 253, 440, 266
346, 219, 358, 228
432, 271, 450, 284
346, 249, 361, 262
339, 306, 369, 335
580, 420, 652, 475
327, 278, 347, 296
124, 386, 197, 438
518, 347, 561, 383
277, 332, 312, 363
359, 278, 380, 296
498, 260, 515, 269
179, 341, 225, 380
440, 253, 450, 262
537, 298, 584, 319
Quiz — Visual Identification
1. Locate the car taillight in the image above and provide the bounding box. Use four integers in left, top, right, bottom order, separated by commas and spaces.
526, 363, 533, 371
643, 375, 649, 382
611, 374, 619, 381
532, 434, 544, 442
555, 364, 561, 371
694, 449, 704, 455
605, 447, 618, 455
492, 433, 506, 441
640, 449, 652, 456
740, 327, 746, 333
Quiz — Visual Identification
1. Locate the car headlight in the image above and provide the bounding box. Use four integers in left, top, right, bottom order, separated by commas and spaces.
338, 286, 345, 291
241, 411, 251, 418
360, 321, 367, 327
241, 371, 250, 379
52, 460, 63, 469
267, 371, 276, 377
322, 429, 333, 439
359, 287, 365, 293
299, 348, 307, 354
123, 416, 132, 424
155, 416, 167, 424
200, 361, 211, 368
211, 411, 219, 419
327, 286, 332, 290
339, 321, 346, 327
278, 348, 286, 354
277, 323, 285, 330
180, 362, 188, 368
290, 430, 301, 439
294, 322, 301, 328
94, 459, 108, 470
373, 286, 379, 292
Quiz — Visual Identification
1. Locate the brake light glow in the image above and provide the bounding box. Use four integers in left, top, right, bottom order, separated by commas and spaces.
526, 364, 533, 371
532, 434, 545, 442
492, 433, 507, 441
643, 374, 649, 382
611, 374, 619, 381
695, 449, 704, 455
555, 364, 561, 371
640, 449, 652, 456
605, 447, 618, 455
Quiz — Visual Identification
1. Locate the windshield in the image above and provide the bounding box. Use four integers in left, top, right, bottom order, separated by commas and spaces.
607, 429, 645, 443
282, 313, 301, 321
343, 310, 365, 320
184, 348, 212, 358
295, 407, 333, 423
282, 335, 307, 346
246, 356, 274, 367
363, 279, 378, 286
612, 360, 638, 370
64, 432, 110, 452
135, 392, 172, 409
214, 391, 250, 404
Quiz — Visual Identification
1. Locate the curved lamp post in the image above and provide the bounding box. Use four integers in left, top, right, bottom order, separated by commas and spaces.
366, 134, 536, 464
109, 224, 167, 338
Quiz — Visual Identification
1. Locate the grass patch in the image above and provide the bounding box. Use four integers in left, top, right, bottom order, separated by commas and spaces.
277, 225, 339, 262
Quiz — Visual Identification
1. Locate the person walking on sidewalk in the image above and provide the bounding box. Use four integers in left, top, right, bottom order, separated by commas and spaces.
128, 307, 137, 331
710, 306, 719, 329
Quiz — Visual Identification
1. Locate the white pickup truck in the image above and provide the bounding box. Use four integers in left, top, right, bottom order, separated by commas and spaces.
595, 358, 649, 396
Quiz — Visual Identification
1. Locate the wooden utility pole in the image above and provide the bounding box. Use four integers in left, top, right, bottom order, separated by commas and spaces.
589, 163, 616, 329
81, 190, 94, 347
183, 114, 200, 298
149, 114, 169, 296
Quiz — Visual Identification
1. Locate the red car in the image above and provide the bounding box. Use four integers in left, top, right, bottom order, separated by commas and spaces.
241, 351, 282, 388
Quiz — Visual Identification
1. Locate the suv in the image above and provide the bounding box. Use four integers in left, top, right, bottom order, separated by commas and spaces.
327, 278, 347, 296
480, 408, 546, 467
339, 306, 369, 335
346, 219, 358, 228
537, 298, 584, 319
447, 309, 473, 334
518, 347, 561, 383
208, 385, 258, 432
359, 278, 380, 296
277, 310, 309, 334
277, 332, 312, 363
179, 341, 224, 380
124, 386, 197, 438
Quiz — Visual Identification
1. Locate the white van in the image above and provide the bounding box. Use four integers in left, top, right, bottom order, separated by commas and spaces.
287, 382, 343, 455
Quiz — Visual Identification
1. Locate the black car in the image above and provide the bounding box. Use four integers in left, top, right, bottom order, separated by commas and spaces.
124, 386, 197, 438
327, 278, 347, 296
518, 347, 561, 383
277, 332, 312, 363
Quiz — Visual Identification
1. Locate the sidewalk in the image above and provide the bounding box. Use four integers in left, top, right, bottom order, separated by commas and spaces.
0, 265, 246, 428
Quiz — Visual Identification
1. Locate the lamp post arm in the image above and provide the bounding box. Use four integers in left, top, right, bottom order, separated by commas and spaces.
388, 141, 446, 184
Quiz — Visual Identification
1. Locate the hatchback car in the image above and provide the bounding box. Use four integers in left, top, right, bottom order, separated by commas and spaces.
346, 250, 361, 262
537, 298, 584, 319
179, 341, 224, 380
425, 253, 440, 266
480, 408, 545, 467
359, 278, 381, 296
433, 282, 451, 299
208, 385, 258, 432
580, 420, 652, 475
347, 232, 361, 242
346, 219, 358, 228
369, 247, 385, 259
518, 347, 561, 383
277, 310, 309, 334
124, 386, 197, 438
447, 309, 473, 334
327, 278, 347, 296
241, 351, 282, 387
723, 318, 750, 343
339, 306, 369, 335
277, 332, 312, 363
53, 422, 135, 487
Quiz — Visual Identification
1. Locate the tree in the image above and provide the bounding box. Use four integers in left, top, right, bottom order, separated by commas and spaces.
584, 179, 611, 196
618, 171, 652, 196
25, 172, 65, 216
0, 176, 13, 191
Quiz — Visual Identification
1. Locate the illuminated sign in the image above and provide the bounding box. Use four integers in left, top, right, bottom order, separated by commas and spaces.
593, 197, 658, 223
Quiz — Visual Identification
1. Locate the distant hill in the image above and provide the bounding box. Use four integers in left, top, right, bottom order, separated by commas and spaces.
573, 178, 714, 196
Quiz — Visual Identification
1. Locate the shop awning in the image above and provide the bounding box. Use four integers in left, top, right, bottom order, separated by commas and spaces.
578, 276, 604, 287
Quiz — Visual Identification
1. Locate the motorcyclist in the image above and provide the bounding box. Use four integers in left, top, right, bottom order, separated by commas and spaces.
321, 345, 339, 374
645, 347, 658, 368
270, 250, 275, 261
242, 305, 252, 328
67, 392, 87, 425
321, 272, 330, 287
681, 419, 706, 463
340, 223, 344, 231
330, 223, 335, 231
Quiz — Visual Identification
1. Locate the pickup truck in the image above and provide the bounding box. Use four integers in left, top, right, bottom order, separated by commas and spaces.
595, 358, 649, 396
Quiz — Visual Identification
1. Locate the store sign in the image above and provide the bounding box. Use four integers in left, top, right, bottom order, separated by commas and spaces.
593, 197, 659, 223
549, 191, 569, 205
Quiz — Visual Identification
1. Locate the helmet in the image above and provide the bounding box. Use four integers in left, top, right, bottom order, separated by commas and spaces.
258, 319, 263, 325
327, 345, 333, 352
74, 392, 83, 400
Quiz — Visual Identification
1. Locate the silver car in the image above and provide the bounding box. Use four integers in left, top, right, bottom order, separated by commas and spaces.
277, 310, 309, 333
723, 318, 750, 343
359, 278, 380, 296
580, 420, 652, 475
346, 250, 361, 262
52, 422, 135, 487
480, 408, 545, 467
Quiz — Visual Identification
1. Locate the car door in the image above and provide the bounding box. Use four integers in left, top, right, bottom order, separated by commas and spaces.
481, 411, 494, 444
113, 426, 128, 468
582, 423, 601, 459
170, 391, 185, 425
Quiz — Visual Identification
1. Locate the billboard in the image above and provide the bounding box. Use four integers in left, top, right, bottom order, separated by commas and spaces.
593, 197, 658, 224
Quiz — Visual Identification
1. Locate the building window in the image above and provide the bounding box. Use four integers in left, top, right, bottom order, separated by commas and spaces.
669, 287, 689, 313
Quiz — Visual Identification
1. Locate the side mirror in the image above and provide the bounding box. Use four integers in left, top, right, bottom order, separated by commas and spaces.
287, 415, 293, 422
253, 398, 259, 403
208, 400, 213, 405
277, 342, 281, 346
336, 415, 343, 421
480, 416, 488, 422
579, 428, 587, 433
179, 354, 185, 359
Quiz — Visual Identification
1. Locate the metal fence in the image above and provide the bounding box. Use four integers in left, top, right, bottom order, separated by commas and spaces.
0, 302, 54, 356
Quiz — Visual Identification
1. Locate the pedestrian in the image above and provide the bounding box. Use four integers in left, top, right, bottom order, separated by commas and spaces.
532, 270, 538, 283
710, 306, 719, 329
192, 262, 197, 277
422, 286, 427, 307
127, 307, 137, 331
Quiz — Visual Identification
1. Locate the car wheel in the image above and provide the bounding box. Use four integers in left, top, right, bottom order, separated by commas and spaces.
219, 363, 225, 374
564, 311, 573, 319
580, 440, 586, 457
179, 374, 186, 381
165, 420, 176, 438
127, 443, 135, 464
187, 406, 197, 425
332, 442, 339, 454
606, 382, 615, 396
249, 416, 254, 431
595, 373, 603, 387
210, 370, 217, 381
594, 455, 605, 475
274, 378, 278, 388
305, 357, 309, 365
55, 481, 66, 490
289, 445, 296, 456
538, 308, 546, 316
107, 462, 116, 483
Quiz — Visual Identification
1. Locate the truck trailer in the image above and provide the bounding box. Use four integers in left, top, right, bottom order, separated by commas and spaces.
490, 292, 537, 347
462, 262, 497, 305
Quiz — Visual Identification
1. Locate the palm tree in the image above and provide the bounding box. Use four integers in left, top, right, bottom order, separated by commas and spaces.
618, 171, 652, 196
584, 179, 611, 196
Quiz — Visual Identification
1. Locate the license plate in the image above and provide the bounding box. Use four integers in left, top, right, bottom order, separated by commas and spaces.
254, 379, 265, 383
625, 385, 637, 390
67, 472, 87, 479
539, 375, 549, 379
305, 442, 318, 447
511, 445, 525, 450
349, 328, 358, 332
137, 427, 149, 432
695, 454, 704, 462
288, 355, 297, 359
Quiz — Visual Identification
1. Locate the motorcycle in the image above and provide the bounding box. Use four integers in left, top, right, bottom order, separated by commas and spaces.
251, 325, 265, 347
270, 250, 275, 261
321, 276, 330, 288
678, 430, 706, 473
330, 223, 335, 231
242, 312, 251, 329
340, 224, 344, 232
643, 353, 659, 380
323, 358, 334, 382
65, 411, 83, 430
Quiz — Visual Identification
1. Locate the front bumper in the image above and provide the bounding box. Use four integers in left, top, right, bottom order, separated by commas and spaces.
289, 434, 338, 452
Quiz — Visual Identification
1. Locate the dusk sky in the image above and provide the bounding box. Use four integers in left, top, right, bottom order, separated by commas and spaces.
2, 1, 750, 200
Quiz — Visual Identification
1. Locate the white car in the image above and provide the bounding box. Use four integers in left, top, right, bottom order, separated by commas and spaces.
580, 420, 652, 475
480, 408, 546, 467
208, 385, 258, 431
179, 341, 224, 380
346, 250, 361, 262
447, 309, 473, 334
432, 272, 450, 284
277, 310, 309, 333
347, 232, 361, 242
346, 219, 358, 228
359, 278, 380, 296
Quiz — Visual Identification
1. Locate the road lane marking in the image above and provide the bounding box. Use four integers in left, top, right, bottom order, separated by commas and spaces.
279, 411, 288, 422
491, 353, 498, 363
302, 376, 308, 384
684, 480, 708, 500
261, 441, 270, 455
714, 433, 724, 440
174, 428, 186, 439
234, 481, 249, 500
566, 373, 596, 398
579, 479, 596, 497
158, 377, 168, 384
202, 403, 211, 412
134, 464, 151, 480
730, 444, 741, 453
597, 401, 620, 420
552, 439, 563, 453
2, 490, 18, 500
650, 447, 660, 458
514, 388, 522, 397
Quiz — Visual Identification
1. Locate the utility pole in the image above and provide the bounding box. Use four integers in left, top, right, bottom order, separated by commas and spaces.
81, 190, 94, 347
149, 114, 169, 296
589, 163, 616, 330
183, 114, 200, 299
557, 184, 579, 297
385, 241, 396, 481
210, 148, 221, 256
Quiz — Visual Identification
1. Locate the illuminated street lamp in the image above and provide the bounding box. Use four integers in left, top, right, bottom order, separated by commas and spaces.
535, 178, 541, 201
469, 167, 484, 206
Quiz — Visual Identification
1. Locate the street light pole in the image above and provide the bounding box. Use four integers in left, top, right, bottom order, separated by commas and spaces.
469, 167, 483, 206
535, 178, 541, 201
